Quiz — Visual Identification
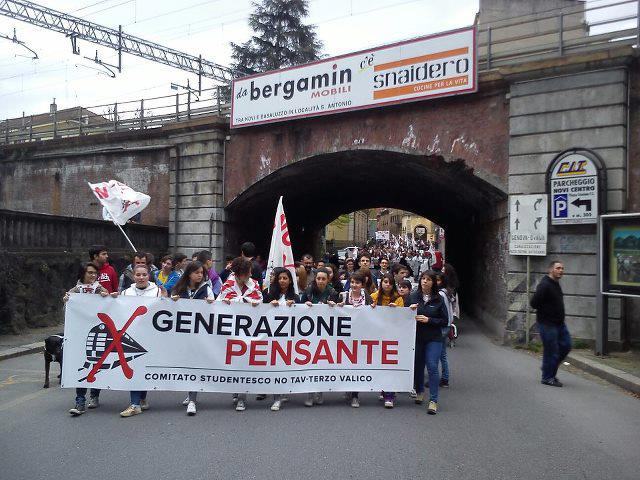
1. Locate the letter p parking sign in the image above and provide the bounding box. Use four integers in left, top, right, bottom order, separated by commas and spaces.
553, 194, 568, 219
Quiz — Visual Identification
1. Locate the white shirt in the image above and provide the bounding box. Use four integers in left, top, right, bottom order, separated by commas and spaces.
122, 283, 161, 297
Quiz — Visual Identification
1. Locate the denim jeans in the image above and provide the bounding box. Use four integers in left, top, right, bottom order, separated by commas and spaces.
440, 328, 449, 381
130, 391, 147, 406
75, 388, 100, 406
415, 340, 443, 403
414, 337, 426, 391
538, 323, 572, 381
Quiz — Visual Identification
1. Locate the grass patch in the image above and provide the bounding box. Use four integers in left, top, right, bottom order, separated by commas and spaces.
572, 339, 591, 350
514, 341, 543, 353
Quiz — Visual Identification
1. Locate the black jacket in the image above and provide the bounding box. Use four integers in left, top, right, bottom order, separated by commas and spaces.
530, 275, 565, 325
263, 288, 300, 303
409, 290, 449, 342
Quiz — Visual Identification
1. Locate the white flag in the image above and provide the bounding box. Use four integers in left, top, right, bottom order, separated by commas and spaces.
266, 196, 299, 294
88, 180, 150, 226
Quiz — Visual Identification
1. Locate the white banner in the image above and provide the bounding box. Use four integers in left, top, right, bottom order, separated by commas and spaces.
231, 26, 476, 128
62, 295, 416, 394
375, 231, 390, 241
88, 180, 150, 226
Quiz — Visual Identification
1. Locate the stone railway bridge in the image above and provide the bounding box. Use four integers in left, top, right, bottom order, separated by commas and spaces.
2, 47, 640, 345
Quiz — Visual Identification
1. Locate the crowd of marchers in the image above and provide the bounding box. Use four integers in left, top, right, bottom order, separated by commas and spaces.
63, 241, 459, 418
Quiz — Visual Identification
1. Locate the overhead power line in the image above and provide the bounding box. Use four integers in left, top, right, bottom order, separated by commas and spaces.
0, 0, 236, 84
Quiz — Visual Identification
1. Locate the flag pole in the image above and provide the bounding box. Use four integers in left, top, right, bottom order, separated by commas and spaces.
114, 221, 137, 252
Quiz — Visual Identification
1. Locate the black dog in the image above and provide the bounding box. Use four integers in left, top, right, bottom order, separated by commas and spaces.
43, 334, 64, 388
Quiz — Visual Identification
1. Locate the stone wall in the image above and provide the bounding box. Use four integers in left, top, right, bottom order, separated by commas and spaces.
168, 127, 226, 263
0, 134, 172, 226
507, 67, 629, 344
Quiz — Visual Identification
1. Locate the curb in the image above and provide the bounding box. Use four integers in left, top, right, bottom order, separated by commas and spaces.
0, 342, 44, 362
567, 352, 640, 395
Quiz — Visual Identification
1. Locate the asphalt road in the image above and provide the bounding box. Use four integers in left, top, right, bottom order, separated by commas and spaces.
1, 322, 639, 480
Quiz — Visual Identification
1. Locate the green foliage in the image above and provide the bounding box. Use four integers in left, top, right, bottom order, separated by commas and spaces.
231, 0, 323, 75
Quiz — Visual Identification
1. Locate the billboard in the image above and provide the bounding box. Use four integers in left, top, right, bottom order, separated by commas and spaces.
231, 26, 476, 128
601, 213, 640, 297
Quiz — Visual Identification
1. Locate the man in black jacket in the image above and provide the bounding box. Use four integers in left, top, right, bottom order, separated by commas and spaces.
530, 260, 571, 387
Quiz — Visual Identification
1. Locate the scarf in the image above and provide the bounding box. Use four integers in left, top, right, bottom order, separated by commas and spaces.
217, 276, 262, 303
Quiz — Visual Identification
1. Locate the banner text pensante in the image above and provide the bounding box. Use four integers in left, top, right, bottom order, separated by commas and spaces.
231, 26, 476, 128
62, 295, 416, 394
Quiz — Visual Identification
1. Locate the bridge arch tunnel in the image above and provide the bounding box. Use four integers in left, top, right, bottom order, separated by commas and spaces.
225, 149, 508, 330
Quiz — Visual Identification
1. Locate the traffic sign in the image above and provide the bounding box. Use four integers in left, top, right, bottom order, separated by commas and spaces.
509, 194, 548, 256
550, 152, 599, 225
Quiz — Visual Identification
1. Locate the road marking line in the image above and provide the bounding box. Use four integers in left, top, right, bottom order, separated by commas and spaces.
0, 389, 50, 412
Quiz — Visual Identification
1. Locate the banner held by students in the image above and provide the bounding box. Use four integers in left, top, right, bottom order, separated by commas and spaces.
62, 295, 416, 394
266, 196, 299, 294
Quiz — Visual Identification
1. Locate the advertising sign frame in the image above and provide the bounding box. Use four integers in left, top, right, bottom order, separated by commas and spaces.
600, 213, 640, 298
231, 26, 477, 128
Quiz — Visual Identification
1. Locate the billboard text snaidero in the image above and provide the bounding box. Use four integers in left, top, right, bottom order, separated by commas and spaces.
231, 26, 477, 128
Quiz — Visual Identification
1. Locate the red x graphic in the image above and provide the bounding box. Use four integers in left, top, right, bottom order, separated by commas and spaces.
87, 306, 147, 383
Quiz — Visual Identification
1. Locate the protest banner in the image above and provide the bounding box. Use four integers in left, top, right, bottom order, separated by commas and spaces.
62, 295, 416, 394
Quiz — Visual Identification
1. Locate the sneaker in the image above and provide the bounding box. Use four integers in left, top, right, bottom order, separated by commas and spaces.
350, 397, 360, 408
69, 404, 86, 416
256, 394, 267, 401
187, 401, 196, 416
440, 379, 449, 388
87, 396, 99, 409
235, 399, 246, 412
409, 389, 417, 398
541, 378, 563, 387
120, 405, 142, 417
415, 392, 425, 404
384, 399, 394, 409
554, 377, 564, 387
313, 392, 324, 405
182, 396, 190, 406
270, 400, 281, 411
427, 401, 438, 415
304, 394, 314, 407
139, 399, 149, 410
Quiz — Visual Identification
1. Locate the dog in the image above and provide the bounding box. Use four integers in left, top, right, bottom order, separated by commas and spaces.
43, 334, 64, 388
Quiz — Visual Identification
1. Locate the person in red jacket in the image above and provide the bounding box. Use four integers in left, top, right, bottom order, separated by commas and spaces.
89, 245, 118, 293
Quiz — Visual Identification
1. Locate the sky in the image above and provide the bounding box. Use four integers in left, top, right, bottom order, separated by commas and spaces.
0, 0, 479, 119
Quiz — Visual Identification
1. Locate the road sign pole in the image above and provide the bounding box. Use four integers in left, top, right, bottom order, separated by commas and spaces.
525, 255, 531, 345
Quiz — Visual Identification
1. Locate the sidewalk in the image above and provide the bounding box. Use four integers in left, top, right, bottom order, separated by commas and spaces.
0, 324, 64, 361
567, 349, 640, 396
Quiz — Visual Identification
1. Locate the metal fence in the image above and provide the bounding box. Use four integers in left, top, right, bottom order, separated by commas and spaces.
0, 209, 168, 253
1, 0, 639, 145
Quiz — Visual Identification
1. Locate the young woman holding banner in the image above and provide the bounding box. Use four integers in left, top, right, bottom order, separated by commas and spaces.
263, 267, 300, 412
335, 271, 375, 408
170, 261, 215, 416
370, 273, 404, 408
216, 257, 262, 412
409, 270, 449, 415
66, 262, 111, 417
119, 264, 164, 418
300, 268, 339, 407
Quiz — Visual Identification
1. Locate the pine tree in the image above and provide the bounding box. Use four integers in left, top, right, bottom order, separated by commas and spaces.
231, 0, 323, 75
